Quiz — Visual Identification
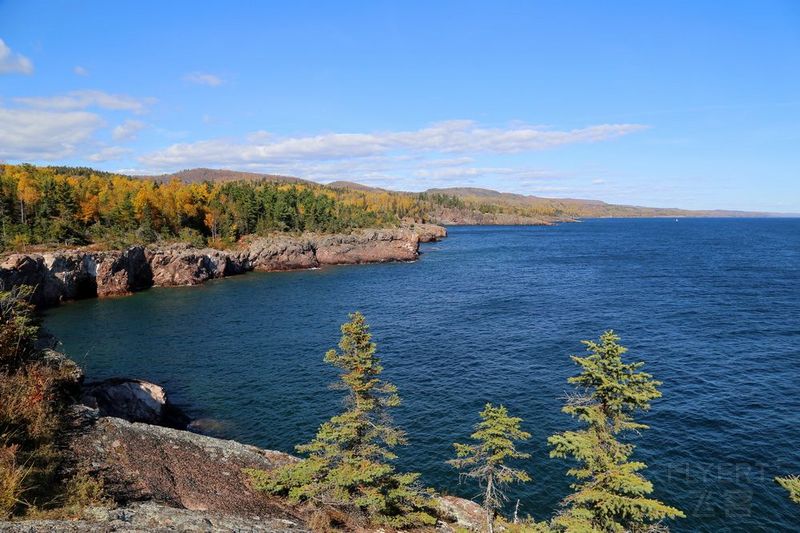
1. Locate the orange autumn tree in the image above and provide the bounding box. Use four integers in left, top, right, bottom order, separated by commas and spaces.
0, 163, 470, 251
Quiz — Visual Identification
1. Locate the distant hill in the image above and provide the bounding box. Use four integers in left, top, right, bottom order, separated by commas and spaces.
425, 186, 768, 219
326, 181, 387, 192
127, 167, 772, 221
144, 168, 313, 185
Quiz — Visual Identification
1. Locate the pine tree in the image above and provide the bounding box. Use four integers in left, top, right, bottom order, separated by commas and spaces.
449, 403, 531, 533
776, 476, 800, 504
247, 312, 436, 528
548, 331, 684, 533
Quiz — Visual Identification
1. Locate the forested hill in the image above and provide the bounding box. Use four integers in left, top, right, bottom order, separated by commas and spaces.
146, 168, 313, 185
0, 164, 770, 252
154, 168, 766, 219
425, 187, 767, 219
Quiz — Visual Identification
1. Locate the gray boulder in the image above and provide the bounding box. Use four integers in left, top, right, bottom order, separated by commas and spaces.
81, 378, 189, 429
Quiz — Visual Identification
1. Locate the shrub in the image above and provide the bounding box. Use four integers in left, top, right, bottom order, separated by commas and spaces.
0, 286, 39, 373
0, 286, 100, 519
178, 227, 206, 248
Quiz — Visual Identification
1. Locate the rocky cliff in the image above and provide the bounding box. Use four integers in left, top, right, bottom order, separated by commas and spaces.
0, 224, 446, 307
429, 205, 559, 226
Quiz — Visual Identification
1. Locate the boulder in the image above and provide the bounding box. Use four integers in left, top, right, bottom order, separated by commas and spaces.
81, 379, 189, 429
437, 495, 487, 531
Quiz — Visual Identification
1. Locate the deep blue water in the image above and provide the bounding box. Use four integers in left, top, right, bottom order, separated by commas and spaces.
44, 219, 800, 532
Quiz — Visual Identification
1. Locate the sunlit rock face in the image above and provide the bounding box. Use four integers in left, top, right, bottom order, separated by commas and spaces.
81, 378, 189, 428
0, 224, 444, 306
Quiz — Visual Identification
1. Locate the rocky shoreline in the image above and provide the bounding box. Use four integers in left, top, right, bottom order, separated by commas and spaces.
1, 375, 484, 532
0, 224, 446, 307
0, 222, 485, 531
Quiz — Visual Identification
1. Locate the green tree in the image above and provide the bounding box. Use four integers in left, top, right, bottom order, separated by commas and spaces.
548, 331, 683, 533
449, 403, 531, 533
247, 312, 435, 528
776, 476, 800, 504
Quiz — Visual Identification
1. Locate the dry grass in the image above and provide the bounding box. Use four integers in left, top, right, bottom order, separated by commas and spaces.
0, 361, 74, 518
0, 285, 107, 519
0, 444, 26, 519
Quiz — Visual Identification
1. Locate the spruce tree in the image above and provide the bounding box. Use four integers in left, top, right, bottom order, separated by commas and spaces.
247, 312, 435, 528
776, 476, 800, 504
449, 403, 531, 533
548, 331, 684, 532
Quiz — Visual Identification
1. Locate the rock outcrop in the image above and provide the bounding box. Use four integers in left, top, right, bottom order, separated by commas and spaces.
67, 413, 300, 519
41, 252, 97, 300
2, 404, 484, 531
81, 379, 190, 429
312, 228, 419, 265
55, 408, 486, 531
93, 247, 154, 297
243, 235, 318, 271
405, 222, 448, 243
0, 225, 446, 307
0, 502, 308, 532
437, 495, 486, 531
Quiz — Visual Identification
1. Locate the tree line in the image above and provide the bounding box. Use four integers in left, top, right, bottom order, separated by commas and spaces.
247, 313, 799, 532
0, 164, 458, 251
0, 163, 616, 254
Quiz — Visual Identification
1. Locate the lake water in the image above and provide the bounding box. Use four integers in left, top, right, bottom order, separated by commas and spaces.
44, 219, 800, 532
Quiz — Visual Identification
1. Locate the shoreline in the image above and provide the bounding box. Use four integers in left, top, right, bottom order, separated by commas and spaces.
0, 223, 447, 308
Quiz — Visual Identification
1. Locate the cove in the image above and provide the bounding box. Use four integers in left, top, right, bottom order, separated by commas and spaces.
44, 219, 800, 532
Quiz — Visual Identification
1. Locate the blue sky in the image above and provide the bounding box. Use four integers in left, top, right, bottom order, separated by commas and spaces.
1, 1, 798, 211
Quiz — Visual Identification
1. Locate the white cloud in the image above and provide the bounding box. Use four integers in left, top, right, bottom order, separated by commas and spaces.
592, 178, 606, 185
73, 65, 89, 76
88, 146, 132, 162
0, 38, 33, 75
0, 107, 104, 160
14, 90, 156, 114
414, 165, 558, 181
112, 119, 146, 141
184, 72, 224, 86
389, 120, 647, 153
113, 167, 164, 176
140, 120, 646, 168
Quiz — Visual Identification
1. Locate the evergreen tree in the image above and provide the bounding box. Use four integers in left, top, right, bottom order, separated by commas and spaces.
449, 403, 531, 533
548, 331, 684, 533
247, 312, 436, 528
776, 476, 800, 504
